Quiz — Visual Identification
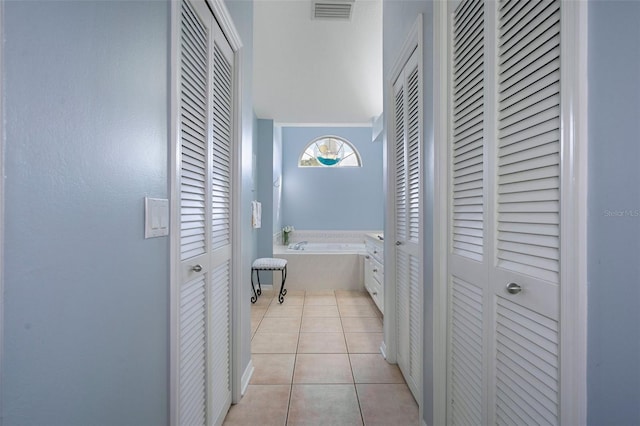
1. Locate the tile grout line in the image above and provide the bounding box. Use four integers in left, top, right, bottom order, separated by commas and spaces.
342, 297, 366, 426
249, 291, 385, 425
284, 291, 305, 426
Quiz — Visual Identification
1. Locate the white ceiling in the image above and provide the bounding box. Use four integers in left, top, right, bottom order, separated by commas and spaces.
253, 0, 383, 125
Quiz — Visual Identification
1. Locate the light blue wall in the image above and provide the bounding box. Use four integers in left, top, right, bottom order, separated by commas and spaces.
3, 1, 170, 424
257, 119, 274, 260
274, 125, 283, 234
383, 4, 435, 425
256, 119, 274, 284
281, 126, 384, 230
587, 2, 640, 424
225, 0, 256, 386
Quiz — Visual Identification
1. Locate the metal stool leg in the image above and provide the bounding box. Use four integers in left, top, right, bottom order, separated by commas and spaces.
250, 269, 258, 304
278, 265, 288, 304
256, 270, 262, 296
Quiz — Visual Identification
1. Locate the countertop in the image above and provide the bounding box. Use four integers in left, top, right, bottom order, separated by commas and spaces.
365, 232, 384, 242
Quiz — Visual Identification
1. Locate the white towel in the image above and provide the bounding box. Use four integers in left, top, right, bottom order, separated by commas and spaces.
252, 201, 262, 228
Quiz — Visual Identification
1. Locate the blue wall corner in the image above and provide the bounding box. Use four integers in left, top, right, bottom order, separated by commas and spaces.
281, 126, 384, 231
587, 1, 640, 424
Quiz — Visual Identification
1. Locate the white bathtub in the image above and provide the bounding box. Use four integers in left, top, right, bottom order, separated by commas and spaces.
273, 243, 366, 291
286, 242, 366, 254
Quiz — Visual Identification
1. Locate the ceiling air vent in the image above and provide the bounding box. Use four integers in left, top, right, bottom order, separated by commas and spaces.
312, 0, 354, 20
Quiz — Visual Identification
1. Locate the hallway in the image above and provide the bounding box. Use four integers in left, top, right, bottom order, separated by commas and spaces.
223, 289, 419, 425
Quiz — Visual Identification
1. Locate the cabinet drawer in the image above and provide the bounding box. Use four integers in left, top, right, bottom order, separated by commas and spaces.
364, 257, 384, 314
370, 257, 383, 284
369, 275, 383, 314
365, 240, 384, 264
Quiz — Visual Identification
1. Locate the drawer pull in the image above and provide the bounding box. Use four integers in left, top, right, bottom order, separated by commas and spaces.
373, 268, 378, 273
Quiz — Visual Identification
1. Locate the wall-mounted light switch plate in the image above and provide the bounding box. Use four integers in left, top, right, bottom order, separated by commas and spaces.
145, 197, 169, 238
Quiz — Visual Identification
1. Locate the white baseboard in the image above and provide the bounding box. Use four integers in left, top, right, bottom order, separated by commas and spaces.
240, 359, 254, 396
380, 341, 388, 359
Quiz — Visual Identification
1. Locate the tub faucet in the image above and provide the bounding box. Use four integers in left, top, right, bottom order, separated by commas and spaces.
292, 241, 308, 250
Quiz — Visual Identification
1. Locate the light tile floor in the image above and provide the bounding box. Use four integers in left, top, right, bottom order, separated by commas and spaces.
223, 289, 419, 426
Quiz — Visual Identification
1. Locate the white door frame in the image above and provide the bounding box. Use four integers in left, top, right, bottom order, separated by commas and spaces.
383, 15, 424, 367
432, 3, 448, 426
557, 2, 589, 423
432, 1, 588, 424
169, 0, 243, 423
383, 12, 423, 417
0, 3, 5, 426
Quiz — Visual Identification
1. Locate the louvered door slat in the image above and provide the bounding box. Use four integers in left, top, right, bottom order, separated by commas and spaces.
182, 0, 207, 45
450, 275, 484, 426
500, 28, 559, 85
179, 276, 206, 426
497, 0, 560, 284
453, 141, 483, 169
500, 2, 559, 52
452, 0, 484, 263
455, 90, 483, 123
454, 118, 483, 146
454, 168, 483, 187
496, 298, 559, 426
454, 37, 483, 85
180, 0, 208, 263
500, 71, 559, 113
407, 66, 420, 243
211, 43, 232, 251
210, 260, 231, 423
182, 132, 207, 155
409, 255, 421, 386
498, 0, 527, 25
454, 66, 483, 104
396, 250, 409, 367
499, 96, 558, 131
394, 87, 407, 241
499, 129, 558, 157
454, 0, 482, 44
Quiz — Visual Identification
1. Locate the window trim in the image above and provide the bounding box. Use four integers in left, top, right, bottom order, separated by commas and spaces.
298, 135, 363, 168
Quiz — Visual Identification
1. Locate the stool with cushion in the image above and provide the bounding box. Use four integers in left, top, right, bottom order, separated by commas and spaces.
251, 258, 288, 304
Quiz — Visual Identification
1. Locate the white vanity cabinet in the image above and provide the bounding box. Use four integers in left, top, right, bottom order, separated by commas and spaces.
364, 233, 384, 314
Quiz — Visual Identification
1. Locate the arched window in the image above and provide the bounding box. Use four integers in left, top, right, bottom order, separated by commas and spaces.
298, 136, 362, 167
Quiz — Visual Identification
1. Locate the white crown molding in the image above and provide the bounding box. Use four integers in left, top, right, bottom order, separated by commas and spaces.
275, 122, 373, 128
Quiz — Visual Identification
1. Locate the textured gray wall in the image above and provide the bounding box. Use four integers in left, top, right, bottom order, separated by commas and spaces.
3, 1, 170, 424
587, 1, 640, 424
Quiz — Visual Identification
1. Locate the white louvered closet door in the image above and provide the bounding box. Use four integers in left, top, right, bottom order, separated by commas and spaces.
447, 0, 488, 424
447, 1, 562, 425
209, 17, 234, 426
492, 1, 561, 424
178, 0, 233, 424
392, 48, 422, 402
